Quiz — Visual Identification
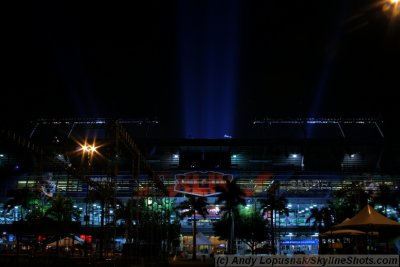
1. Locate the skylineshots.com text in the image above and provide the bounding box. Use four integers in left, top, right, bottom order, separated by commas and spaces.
215, 255, 399, 267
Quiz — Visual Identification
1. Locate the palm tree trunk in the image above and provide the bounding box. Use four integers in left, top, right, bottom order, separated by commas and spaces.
192, 212, 197, 260
100, 202, 105, 259
271, 209, 275, 255
229, 210, 235, 254
16, 233, 20, 257
318, 224, 322, 254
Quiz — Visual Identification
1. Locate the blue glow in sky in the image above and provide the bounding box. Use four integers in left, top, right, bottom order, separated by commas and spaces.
306, 2, 347, 138
179, 0, 240, 139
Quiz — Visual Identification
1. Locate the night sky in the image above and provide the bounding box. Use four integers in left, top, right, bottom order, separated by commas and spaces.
2, 0, 399, 138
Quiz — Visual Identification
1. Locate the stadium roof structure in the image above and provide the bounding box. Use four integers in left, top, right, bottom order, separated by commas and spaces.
0, 118, 168, 196
251, 117, 385, 140
0, 116, 389, 140
1, 117, 400, 181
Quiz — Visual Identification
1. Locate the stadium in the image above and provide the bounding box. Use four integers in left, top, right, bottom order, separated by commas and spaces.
1, 117, 399, 260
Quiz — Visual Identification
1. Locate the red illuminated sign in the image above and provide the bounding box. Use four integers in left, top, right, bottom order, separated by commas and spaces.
174, 171, 232, 196
79, 235, 92, 243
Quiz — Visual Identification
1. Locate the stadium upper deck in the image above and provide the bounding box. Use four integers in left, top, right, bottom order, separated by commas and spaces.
0, 117, 398, 176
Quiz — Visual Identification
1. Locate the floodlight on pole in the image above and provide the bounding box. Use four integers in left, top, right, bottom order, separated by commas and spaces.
383, 0, 400, 17
78, 141, 98, 258
80, 142, 99, 167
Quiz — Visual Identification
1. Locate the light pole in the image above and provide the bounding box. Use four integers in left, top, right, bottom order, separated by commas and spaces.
81, 143, 97, 168
80, 142, 97, 258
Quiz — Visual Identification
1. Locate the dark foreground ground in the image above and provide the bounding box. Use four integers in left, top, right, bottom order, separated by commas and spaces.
0, 255, 214, 267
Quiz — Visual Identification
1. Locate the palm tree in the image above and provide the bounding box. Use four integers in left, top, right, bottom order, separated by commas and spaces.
4, 188, 38, 256
372, 183, 399, 217
46, 193, 81, 255
4, 188, 37, 221
45, 194, 77, 222
306, 207, 334, 253
114, 198, 138, 244
213, 206, 269, 255
175, 195, 208, 260
215, 177, 246, 254
329, 182, 372, 223
306, 207, 334, 232
259, 182, 288, 255
87, 180, 117, 259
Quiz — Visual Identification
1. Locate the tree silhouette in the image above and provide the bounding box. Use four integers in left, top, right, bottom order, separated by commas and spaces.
175, 195, 208, 260
213, 206, 269, 255
259, 182, 288, 255
306, 207, 334, 254
4, 188, 37, 220
87, 180, 117, 258
45, 193, 81, 255
372, 183, 399, 217
215, 177, 246, 254
4, 188, 39, 256
329, 182, 371, 224
114, 198, 138, 244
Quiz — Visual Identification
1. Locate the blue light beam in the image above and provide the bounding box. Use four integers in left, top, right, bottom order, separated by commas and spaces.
179, 0, 240, 139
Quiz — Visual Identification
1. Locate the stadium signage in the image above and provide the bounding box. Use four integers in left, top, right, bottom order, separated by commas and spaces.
280, 240, 318, 245
174, 171, 232, 196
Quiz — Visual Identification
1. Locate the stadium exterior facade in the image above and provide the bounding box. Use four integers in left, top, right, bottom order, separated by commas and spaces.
0, 118, 399, 256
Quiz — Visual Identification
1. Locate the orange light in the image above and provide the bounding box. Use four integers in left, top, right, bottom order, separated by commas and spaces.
382, 0, 400, 16
81, 143, 97, 153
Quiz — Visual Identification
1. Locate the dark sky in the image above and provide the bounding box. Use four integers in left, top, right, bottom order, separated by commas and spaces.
2, 0, 399, 138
